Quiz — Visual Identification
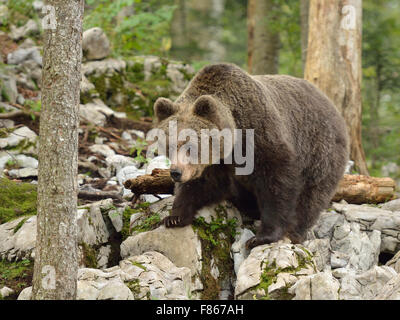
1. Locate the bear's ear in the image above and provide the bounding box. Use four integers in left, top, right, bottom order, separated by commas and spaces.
154, 98, 177, 122
192, 95, 224, 127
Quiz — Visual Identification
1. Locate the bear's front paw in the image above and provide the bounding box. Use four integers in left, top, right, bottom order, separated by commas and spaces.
162, 216, 189, 228
245, 235, 277, 250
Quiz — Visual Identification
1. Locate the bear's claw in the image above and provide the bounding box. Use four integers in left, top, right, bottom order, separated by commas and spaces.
163, 216, 183, 228
245, 236, 259, 250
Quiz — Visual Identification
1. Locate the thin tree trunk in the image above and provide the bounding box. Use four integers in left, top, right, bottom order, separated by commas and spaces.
304, 0, 369, 175
300, 0, 309, 74
248, 0, 280, 75
32, 0, 84, 300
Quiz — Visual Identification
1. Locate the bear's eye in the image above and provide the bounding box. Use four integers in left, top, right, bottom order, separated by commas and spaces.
185, 144, 199, 163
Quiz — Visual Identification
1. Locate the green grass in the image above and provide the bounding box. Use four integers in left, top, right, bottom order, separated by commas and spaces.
0, 259, 33, 300
0, 178, 37, 224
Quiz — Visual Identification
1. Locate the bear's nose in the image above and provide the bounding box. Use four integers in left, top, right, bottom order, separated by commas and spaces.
170, 168, 182, 182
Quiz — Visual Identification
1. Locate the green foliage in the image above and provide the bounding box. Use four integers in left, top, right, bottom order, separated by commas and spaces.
129, 138, 149, 164
5, 158, 18, 170
0, 259, 31, 281
362, 0, 400, 175
24, 99, 41, 112
219, 0, 248, 68
0, 259, 33, 299
24, 99, 41, 120
84, 0, 176, 57
277, 0, 302, 77
0, 178, 37, 224
4, 0, 37, 28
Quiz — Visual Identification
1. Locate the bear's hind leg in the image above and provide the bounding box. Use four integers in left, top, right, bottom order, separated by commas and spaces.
288, 182, 336, 243
246, 174, 301, 249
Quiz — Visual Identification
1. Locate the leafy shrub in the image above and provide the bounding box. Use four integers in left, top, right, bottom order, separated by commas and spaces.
84, 0, 176, 57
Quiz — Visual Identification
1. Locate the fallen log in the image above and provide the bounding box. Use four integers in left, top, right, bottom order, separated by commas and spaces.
124, 170, 397, 205
78, 190, 123, 203
106, 114, 153, 133
332, 174, 396, 204
124, 168, 175, 195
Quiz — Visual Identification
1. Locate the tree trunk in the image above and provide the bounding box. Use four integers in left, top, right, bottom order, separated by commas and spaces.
32, 0, 84, 300
300, 0, 309, 74
248, 0, 280, 75
304, 0, 369, 175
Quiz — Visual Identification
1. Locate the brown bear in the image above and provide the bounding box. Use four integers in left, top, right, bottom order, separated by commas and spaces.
152, 63, 349, 249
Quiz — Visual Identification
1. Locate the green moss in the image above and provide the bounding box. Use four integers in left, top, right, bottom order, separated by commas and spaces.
192, 205, 238, 246
0, 259, 33, 300
80, 88, 99, 104
5, 138, 37, 154
121, 202, 155, 240
126, 279, 141, 295
0, 178, 37, 224
88, 71, 133, 108
191, 205, 238, 300
126, 61, 145, 83
0, 127, 14, 138
80, 243, 98, 269
13, 217, 28, 233
126, 279, 151, 300
254, 248, 315, 300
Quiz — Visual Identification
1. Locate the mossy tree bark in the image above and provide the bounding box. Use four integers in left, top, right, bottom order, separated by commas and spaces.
32, 0, 84, 300
247, 0, 281, 75
304, 0, 369, 175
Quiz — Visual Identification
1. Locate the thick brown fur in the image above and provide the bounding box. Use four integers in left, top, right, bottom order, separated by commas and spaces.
153, 63, 349, 248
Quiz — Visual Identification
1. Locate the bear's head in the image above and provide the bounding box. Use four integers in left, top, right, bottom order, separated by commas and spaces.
151, 95, 236, 183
